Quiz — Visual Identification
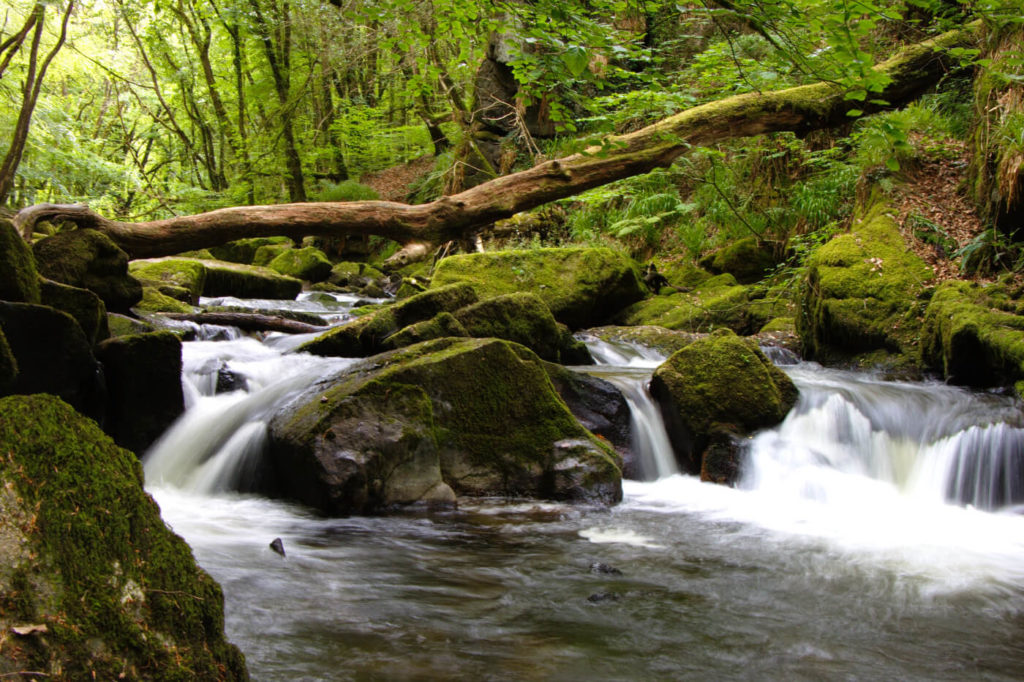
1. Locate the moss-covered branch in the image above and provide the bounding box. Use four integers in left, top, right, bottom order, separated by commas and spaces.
15, 23, 979, 260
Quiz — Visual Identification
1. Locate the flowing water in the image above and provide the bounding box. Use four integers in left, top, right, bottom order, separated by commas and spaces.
144, 304, 1024, 680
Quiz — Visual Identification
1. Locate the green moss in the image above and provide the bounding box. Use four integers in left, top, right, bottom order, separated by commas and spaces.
0, 218, 40, 303
201, 259, 303, 300
134, 287, 195, 313
107, 313, 156, 337
385, 311, 469, 348
266, 247, 333, 282
655, 258, 713, 289
209, 236, 293, 264
39, 279, 109, 346
299, 283, 478, 357
0, 394, 247, 679
589, 325, 701, 356
921, 280, 1024, 388
709, 237, 777, 284
173, 248, 216, 259
651, 329, 797, 473
615, 275, 770, 334
252, 244, 292, 267
454, 292, 563, 362
430, 247, 646, 329
31, 229, 142, 314
129, 258, 207, 304
798, 199, 933, 361
760, 317, 796, 333
0, 326, 16, 392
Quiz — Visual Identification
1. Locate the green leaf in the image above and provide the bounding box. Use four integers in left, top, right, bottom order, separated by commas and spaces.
885, 157, 901, 172
846, 109, 864, 117
562, 46, 590, 78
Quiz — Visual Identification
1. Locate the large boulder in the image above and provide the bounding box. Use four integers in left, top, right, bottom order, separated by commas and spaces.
32, 229, 142, 313
129, 258, 208, 304
430, 247, 647, 329
201, 259, 303, 299
267, 338, 622, 514
0, 394, 248, 680
38, 278, 109, 346
798, 200, 933, 362
0, 218, 40, 303
0, 302, 102, 419
921, 279, 1024, 393
705, 236, 778, 284
299, 283, 479, 357
266, 246, 332, 283
96, 331, 185, 454
453, 292, 565, 362
541, 362, 631, 455
651, 329, 798, 482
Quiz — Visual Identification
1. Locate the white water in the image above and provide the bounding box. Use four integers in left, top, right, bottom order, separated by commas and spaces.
143, 322, 1024, 678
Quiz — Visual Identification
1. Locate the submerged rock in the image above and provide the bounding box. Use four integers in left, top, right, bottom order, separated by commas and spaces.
267, 338, 622, 515
651, 329, 798, 482
430, 247, 647, 329
0, 394, 248, 680
32, 229, 142, 314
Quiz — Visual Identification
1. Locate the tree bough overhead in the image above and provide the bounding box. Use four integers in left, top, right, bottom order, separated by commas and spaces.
14, 24, 979, 262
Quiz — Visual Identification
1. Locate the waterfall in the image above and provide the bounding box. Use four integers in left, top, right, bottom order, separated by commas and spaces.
742, 365, 1024, 512
578, 334, 678, 480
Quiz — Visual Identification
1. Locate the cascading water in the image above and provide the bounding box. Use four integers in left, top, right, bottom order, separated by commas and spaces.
144, 311, 1024, 679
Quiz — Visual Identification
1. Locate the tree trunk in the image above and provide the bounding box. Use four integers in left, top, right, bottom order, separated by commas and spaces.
15, 24, 976, 259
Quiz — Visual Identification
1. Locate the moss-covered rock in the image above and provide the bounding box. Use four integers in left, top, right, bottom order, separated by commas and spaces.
108, 313, 157, 337
385, 311, 469, 348
920, 279, 1024, 392
650, 329, 798, 481
0, 218, 40, 303
267, 246, 333, 282
430, 247, 646, 329
0, 394, 247, 680
653, 258, 713, 290
798, 200, 933, 362
0, 303, 102, 418
0, 327, 16, 392
328, 261, 385, 288
31, 229, 142, 314
587, 325, 702, 357
134, 287, 196, 313
453, 293, 564, 362
201, 259, 303, 300
252, 243, 292, 267
541, 361, 631, 461
39, 278, 109, 346
96, 331, 184, 455
267, 338, 622, 514
299, 283, 479, 357
615, 274, 781, 334
129, 258, 207, 304
209, 236, 293, 264
707, 237, 778, 284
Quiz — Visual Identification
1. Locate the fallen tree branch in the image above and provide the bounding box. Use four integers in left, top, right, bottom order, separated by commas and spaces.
14, 24, 978, 259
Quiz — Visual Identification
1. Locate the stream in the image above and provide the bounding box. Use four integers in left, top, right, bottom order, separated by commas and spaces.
143, 294, 1024, 680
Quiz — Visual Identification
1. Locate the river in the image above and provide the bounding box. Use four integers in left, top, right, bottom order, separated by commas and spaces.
143, 294, 1024, 680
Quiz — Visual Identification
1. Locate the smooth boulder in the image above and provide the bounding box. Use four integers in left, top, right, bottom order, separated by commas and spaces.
267, 338, 622, 514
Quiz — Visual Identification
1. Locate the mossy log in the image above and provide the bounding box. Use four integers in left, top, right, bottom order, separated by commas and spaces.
12, 25, 977, 260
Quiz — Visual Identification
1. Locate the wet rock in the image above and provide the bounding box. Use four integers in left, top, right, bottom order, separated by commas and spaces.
543, 362, 631, 453
0, 394, 247, 679
216, 365, 249, 394
651, 329, 798, 480
96, 331, 184, 455
32, 229, 142, 313
267, 246, 333, 283
430, 247, 647, 329
269, 538, 286, 557
39, 278, 109, 346
0, 218, 40, 303
589, 562, 623, 575
587, 591, 621, 603
268, 338, 622, 515
0, 302, 103, 420
129, 258, 207, 304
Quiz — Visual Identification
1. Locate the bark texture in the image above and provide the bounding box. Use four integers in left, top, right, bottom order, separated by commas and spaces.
15, 24, 977, 259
